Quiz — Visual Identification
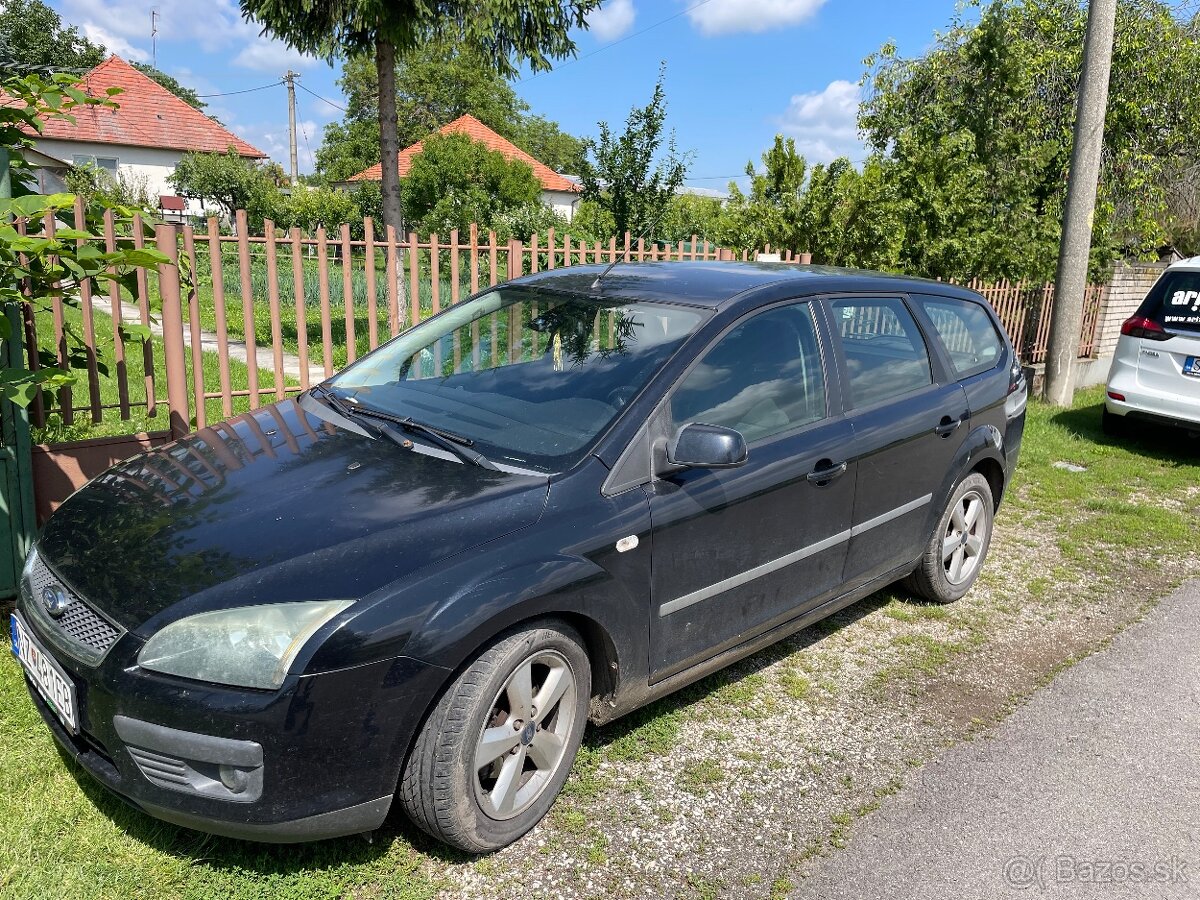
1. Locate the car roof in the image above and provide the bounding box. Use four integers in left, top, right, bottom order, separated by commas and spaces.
515, 261, 978, 309
1168, 255, 1200, 271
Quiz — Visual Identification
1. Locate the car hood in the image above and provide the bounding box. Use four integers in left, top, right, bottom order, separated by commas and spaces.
37, 399, 549, 636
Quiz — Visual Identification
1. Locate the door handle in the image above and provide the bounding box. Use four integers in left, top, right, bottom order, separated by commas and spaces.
934, 415, 965, 438
807, 460, 848, 485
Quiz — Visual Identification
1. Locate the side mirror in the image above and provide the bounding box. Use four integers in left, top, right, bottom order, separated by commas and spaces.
667, 423, 748, 470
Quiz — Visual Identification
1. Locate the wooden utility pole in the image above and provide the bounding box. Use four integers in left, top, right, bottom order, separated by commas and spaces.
1044, 0, 1118, 406
284, 70, 299, 183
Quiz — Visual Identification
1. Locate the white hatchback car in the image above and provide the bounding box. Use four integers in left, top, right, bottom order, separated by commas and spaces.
1104, 257, 1200, 435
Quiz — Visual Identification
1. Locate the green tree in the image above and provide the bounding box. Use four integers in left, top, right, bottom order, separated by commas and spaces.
279, 183, 363, 236
578, 67, 690, 237
1, 72, 167, 406
132, 63, 206, 110
0, 0, 103, 76
316, 43, 585, 183
511, 115, 586, 175
658, 193, 724, 244
715, 136, 807, 253
400, 132, 541, 235
167, 149, 284, 229
239, 0, 600, 235
860, 0, 1200, 280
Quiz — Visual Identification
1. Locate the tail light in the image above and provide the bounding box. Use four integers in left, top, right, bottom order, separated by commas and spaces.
1121, 315, 1171, 341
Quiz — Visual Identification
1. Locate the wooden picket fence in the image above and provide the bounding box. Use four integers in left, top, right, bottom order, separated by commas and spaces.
18, 208, 1102, 442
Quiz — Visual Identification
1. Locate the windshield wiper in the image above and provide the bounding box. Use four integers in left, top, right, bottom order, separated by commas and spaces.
337, 396, 499, 471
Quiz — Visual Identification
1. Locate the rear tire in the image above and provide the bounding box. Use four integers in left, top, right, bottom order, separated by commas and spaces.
1102, 407, 1129, 437
904, 473, 994, 604
399, 620, 590, 853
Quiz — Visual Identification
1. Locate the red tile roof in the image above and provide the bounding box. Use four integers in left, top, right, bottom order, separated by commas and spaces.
9, 56, 265, 158
348, 114, 580, 193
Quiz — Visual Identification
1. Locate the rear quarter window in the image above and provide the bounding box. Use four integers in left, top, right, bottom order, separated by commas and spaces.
916, 296, 1006, 379
1142, 271, 1200, 332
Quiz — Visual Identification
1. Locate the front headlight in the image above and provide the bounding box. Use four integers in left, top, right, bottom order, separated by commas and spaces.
138, 600, 353, 690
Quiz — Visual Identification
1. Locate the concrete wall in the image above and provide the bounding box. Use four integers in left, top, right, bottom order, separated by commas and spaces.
31, 431, 170, 525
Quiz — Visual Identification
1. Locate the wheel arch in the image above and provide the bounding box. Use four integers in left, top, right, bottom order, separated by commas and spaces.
969, 454, 1006, 510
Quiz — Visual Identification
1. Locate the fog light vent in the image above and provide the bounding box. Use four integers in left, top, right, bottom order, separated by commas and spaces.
114, 715, 264, 803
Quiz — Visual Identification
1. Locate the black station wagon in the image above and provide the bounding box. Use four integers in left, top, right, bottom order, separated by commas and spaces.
12, 262, 1026, 851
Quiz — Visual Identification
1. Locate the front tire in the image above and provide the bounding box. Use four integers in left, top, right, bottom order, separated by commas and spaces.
399, 620, 590, 853
904, 473, 994, 604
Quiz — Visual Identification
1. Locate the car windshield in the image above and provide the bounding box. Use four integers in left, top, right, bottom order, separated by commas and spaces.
1145, 270, 1200, 332
326, 286, 709, 472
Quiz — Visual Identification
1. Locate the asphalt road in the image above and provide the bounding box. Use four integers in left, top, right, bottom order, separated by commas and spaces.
792, 580, 1200, 900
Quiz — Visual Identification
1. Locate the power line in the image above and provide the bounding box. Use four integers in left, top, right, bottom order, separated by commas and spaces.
297, 82, 346, 112
518, 0, 716, 84
195, 80, 284, 98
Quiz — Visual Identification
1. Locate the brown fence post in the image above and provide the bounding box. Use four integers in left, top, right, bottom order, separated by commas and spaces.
155, 224, 190, 441
508, 240, 523, 281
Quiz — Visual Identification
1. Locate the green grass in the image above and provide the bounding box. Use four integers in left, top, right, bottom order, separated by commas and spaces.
29, 297, 289, 445
3, 387, 1200, 898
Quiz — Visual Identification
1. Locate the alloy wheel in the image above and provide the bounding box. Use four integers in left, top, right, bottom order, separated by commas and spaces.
473, 650, 577, 820
942, 488, 988, 586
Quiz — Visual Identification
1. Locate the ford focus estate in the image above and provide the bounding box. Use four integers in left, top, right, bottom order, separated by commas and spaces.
12, 263, 1026, 852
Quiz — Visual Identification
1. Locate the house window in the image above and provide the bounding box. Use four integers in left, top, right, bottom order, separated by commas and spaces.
72, 154, 119, 173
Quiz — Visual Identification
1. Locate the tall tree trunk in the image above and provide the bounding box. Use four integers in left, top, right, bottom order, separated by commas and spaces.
375, 37, 403, 235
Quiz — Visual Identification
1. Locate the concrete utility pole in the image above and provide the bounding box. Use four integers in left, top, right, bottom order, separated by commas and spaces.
1044, 0, 1118, 406
283, 70, 299, 183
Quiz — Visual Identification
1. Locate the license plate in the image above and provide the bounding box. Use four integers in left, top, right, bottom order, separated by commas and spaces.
10, 613, 78, 733
1184, 356, 1200, 377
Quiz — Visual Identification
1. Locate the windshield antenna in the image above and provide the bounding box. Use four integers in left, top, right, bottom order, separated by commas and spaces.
591, 207, 674, 291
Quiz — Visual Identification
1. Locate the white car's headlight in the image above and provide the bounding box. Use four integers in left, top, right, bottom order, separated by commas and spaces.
138, 600, 354, 690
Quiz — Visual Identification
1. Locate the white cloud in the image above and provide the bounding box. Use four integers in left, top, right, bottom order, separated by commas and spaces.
232, 39, 314, 72
237, 119, 318, 175
687, 0, 827, 36
80, 22, 149, 61
589, 0, 636, 41
62, 0, 253, 51
776, 79, 862, 164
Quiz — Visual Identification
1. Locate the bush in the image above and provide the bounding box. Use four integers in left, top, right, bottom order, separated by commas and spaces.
493, 202, 570, 243
63, 164, 156, 212
278, 184, 363, 237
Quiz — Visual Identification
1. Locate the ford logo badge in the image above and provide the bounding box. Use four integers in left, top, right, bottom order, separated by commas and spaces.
41, 585, 70, 618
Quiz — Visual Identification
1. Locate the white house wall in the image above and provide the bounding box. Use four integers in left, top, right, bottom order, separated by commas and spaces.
33, 139, 213, 216
542, 190, 580, 221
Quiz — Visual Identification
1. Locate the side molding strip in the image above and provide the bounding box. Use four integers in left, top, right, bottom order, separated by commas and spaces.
849, 493, 932, 537
658, 493, 934, 618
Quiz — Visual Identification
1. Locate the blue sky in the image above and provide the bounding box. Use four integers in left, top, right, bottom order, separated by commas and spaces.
48, 0, 961, 188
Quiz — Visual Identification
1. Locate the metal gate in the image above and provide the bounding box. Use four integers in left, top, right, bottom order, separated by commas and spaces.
0, 303, 36, 601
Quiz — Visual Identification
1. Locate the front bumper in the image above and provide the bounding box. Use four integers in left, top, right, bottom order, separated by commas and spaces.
14, 598, 447, 843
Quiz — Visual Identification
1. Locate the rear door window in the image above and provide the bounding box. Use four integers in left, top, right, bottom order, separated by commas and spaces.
1142, 271, 1200, 332
916, 296, 1005, 379
829, 297, 932, 408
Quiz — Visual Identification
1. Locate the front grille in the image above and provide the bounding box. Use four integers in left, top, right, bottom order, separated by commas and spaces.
29, 553, 122, 656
